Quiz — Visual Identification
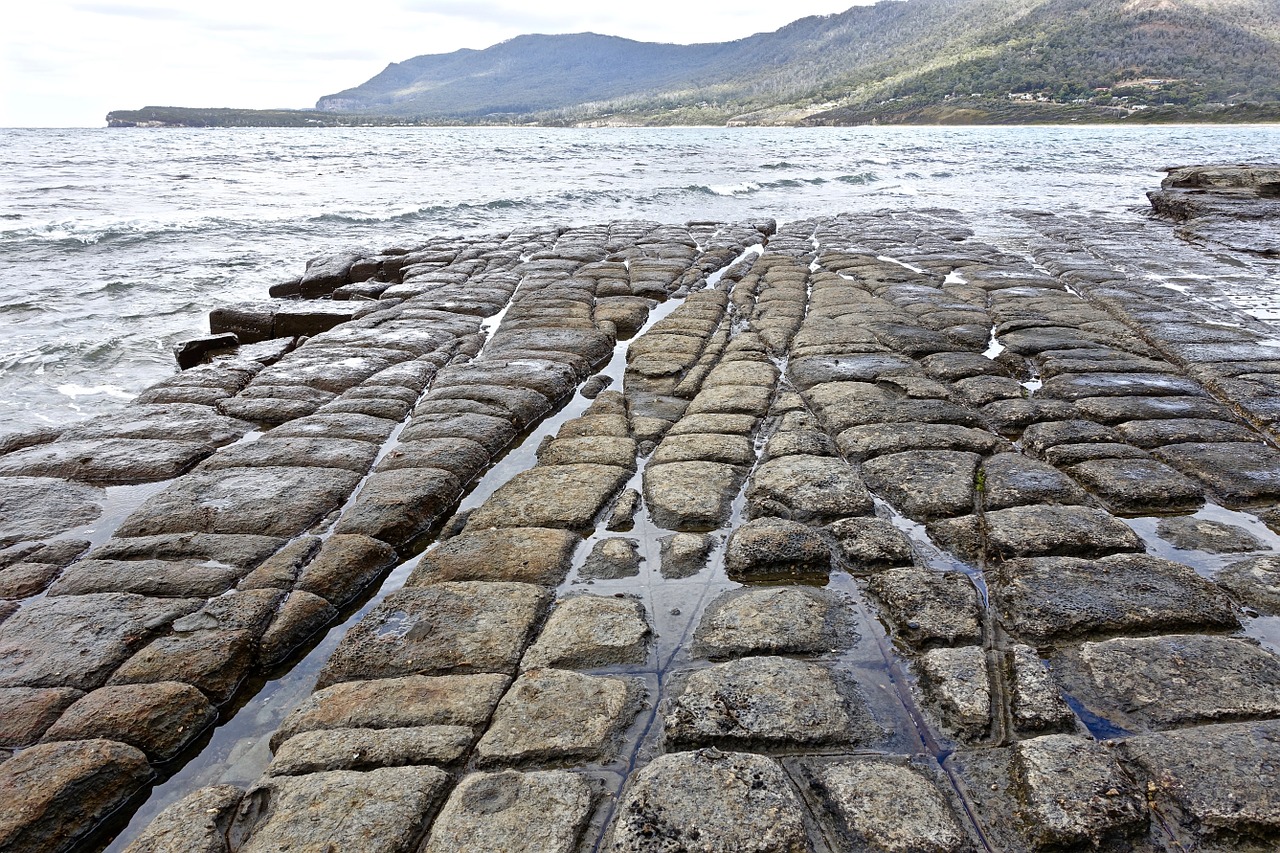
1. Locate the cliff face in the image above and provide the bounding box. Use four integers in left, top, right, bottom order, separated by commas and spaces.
314, 0, 1280, 123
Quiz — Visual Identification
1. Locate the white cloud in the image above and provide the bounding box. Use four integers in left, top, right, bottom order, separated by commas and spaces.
1, 0, 874, 126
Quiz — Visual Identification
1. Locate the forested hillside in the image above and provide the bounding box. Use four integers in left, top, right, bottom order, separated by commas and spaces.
111, 0, 1280, 126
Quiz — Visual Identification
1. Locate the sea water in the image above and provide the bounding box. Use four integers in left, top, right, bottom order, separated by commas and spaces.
2, 124, 1279, 435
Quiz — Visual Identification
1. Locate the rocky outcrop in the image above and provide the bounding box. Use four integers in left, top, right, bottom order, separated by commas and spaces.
1149, 164, 1280, 256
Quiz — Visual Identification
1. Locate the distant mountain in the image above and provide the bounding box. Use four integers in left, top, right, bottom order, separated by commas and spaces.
110, 0, 1280, 127
312, 0, 1280, 124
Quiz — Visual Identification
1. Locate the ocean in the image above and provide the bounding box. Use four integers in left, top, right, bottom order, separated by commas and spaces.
2, 124, 1279, 436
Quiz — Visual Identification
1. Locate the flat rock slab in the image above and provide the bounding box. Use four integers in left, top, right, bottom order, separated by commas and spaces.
42, 681, 216, 762
234, 766, 450, 853
47, 558, 244, 598
811, 759, 971, 853
606, 750, 811, 853
294, 533, 398, 606
694, 586, 852, 659
0, 438, 212, 484
665, 656, 874, 750
90, 533, 284, 569
1040, 371, 1204, 400
1055, 634, 1280, 729
476, 668, 641, 766
1067, 457, 1204, 514
578, 537, 643, 580
0, 477, 104, 548
993, 553, 1239, 643
918, 647, 991, 739
1154, 442, 1280, 505
1217, 555, 1280, 614
1117, 720, 1280, 841
466, 464, 630, 531
59, 404, 251, 446
201, 436, 379, 473
0, 738, 153, 853
116, 467, 362, 538
929, 505, 1143, 562
861, 451, 978, 522
980, 452, 1088, 510
1012, 734, 1148, 848
1155, 516, 1265, 553
725, 517, 831, 582
829, 516, 914, 571
747, 455, 872, 523
522, 595, 650, 670
120, 783, 244, 853
868, 567, 982, 648
0, 592, 200, 690
0, 687, 82, 747
643, 461, 745, 531
1115, 417, 1258, 449
316, 582, 549, 687
331, 468, 462, 546
267, 725, 473, 776
272, 673, 509, 750
399, 412, 517, 454
836, 423, 1009, 463
541, 436, 639, 469
408, 527, 580, 587
424, 770, 594, 853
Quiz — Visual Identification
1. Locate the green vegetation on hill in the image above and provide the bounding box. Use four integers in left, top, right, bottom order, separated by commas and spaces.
110, 0, 1280, 127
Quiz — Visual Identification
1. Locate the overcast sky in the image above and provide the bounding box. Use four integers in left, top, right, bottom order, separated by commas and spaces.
2, 1, 873, 127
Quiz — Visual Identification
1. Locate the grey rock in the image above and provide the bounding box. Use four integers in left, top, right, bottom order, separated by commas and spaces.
836, 423, 1008, 463
1117, 719, 1280, 839
47, 558, 244, 598
0, 593, 200, 690
0, 739, 153, 853
316, 582, 549, 687
201, 436, 378, 473
993, 553, 1239, 643
266, 725, 473, 776
0, 687, 83, 747
122, 784, 244, 853
523, 595, 650, 669
1075, 394, 1232, 424
979, 452, 1088, 510
1218, 555, 1280, 614
257, 591, 337, 665
1067, 457, 1204, 514
861, 451, 978, 522
1021, 420, 1119, 457
868, 567, 982, 648
91, 533, 285, 570
1008, 645, 1075, 733
0, 477, 104, 548
789, 353, 917, 390
918, 647, 990, 739
746, 455, 872, 523
1012, 734, 1147, 847
1155, 517, 1265, 553
233, 766, 450, 853
605, 750, 811, 853
658, 532, 714, 579
761, 430, 836, 460
929, 505, 1144, 562
814, 760, 969, 853
540, 436, 639, 469
725, 518, 830, 582
1056, 634, 1280, 729
1040, 371, 1204, 400
694, 586, 852, 659
399, 412, 517, 454
665, 656, 873, 749
476, 668, 641, 766
0, 438, 213, 483
1044, 441, 1149, 467
1154, 441, 1280, 505
643, 461, 745, 531
466, 464, 630, 532
42, 681, 216, 761
115, 467, 362, 538
331, 468, 461, 546
667, 413, 759, 436
61, 404, 252, 446
375, 437, 489, 480
1116, 417, 1257, 449
606, 488, 641, 531
424, 770, 593, 853
828, 517, 914, 571
408, 527, 580, 586
295, 534, 398, 606
272, 673, 509, 750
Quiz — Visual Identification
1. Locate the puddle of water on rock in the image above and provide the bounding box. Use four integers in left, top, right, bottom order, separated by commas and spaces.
981, 327, 1006, 360
1244, 615, 1280, 654
1124, 502, 1280, 580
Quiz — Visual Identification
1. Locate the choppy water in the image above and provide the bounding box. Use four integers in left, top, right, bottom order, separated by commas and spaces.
2, 124, 1279, 435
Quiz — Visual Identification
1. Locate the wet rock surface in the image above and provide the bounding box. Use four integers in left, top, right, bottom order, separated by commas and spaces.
14, 212, 1280, 853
